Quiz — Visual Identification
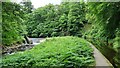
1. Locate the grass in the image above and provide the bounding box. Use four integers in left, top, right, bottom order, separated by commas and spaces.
1, 36, 95, 68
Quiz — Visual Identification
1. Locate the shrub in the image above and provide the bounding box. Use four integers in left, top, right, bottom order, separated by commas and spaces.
1, 36, 95, 68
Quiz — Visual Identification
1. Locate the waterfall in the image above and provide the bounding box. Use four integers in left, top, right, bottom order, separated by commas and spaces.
24, 35, 32, 44
24, 39, 27, 44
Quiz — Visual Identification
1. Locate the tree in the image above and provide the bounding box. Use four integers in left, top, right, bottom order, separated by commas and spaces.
25, 2, 86, 37
2, 2, 25, 45
20, 0, 34, 13
68, 2, 85, 36
85, 2, 120, 67
87, 2, 120, 39
0, 2, 2, 45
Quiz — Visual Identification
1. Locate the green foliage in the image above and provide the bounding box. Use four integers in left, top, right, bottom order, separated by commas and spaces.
2, 2, 25, 45
25, 2, 86, 37
1, 36, 95, 67
0, 2, 2, 45
20, 0, 34, 13
2, 1, 33, 46
113, 28, 120, 52
86, 2, 120, 39
84, 2, 120, 67
113, 34, 120, 67
84, 2, 120, 54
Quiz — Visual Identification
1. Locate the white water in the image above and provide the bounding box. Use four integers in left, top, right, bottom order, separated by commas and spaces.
29, 38, 45, 45
7, 38, 45, 55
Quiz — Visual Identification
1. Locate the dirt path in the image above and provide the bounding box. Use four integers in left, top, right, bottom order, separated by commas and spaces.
90, 43, 114, 68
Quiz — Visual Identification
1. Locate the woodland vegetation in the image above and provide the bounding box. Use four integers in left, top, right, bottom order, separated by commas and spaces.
1, 1, 120, 67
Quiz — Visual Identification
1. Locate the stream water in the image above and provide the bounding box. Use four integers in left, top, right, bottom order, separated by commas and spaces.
29, 38, 45, 45
2, 38, 45, 56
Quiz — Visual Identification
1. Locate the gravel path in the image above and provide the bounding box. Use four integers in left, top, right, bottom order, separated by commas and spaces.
90, 43, 114, 68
